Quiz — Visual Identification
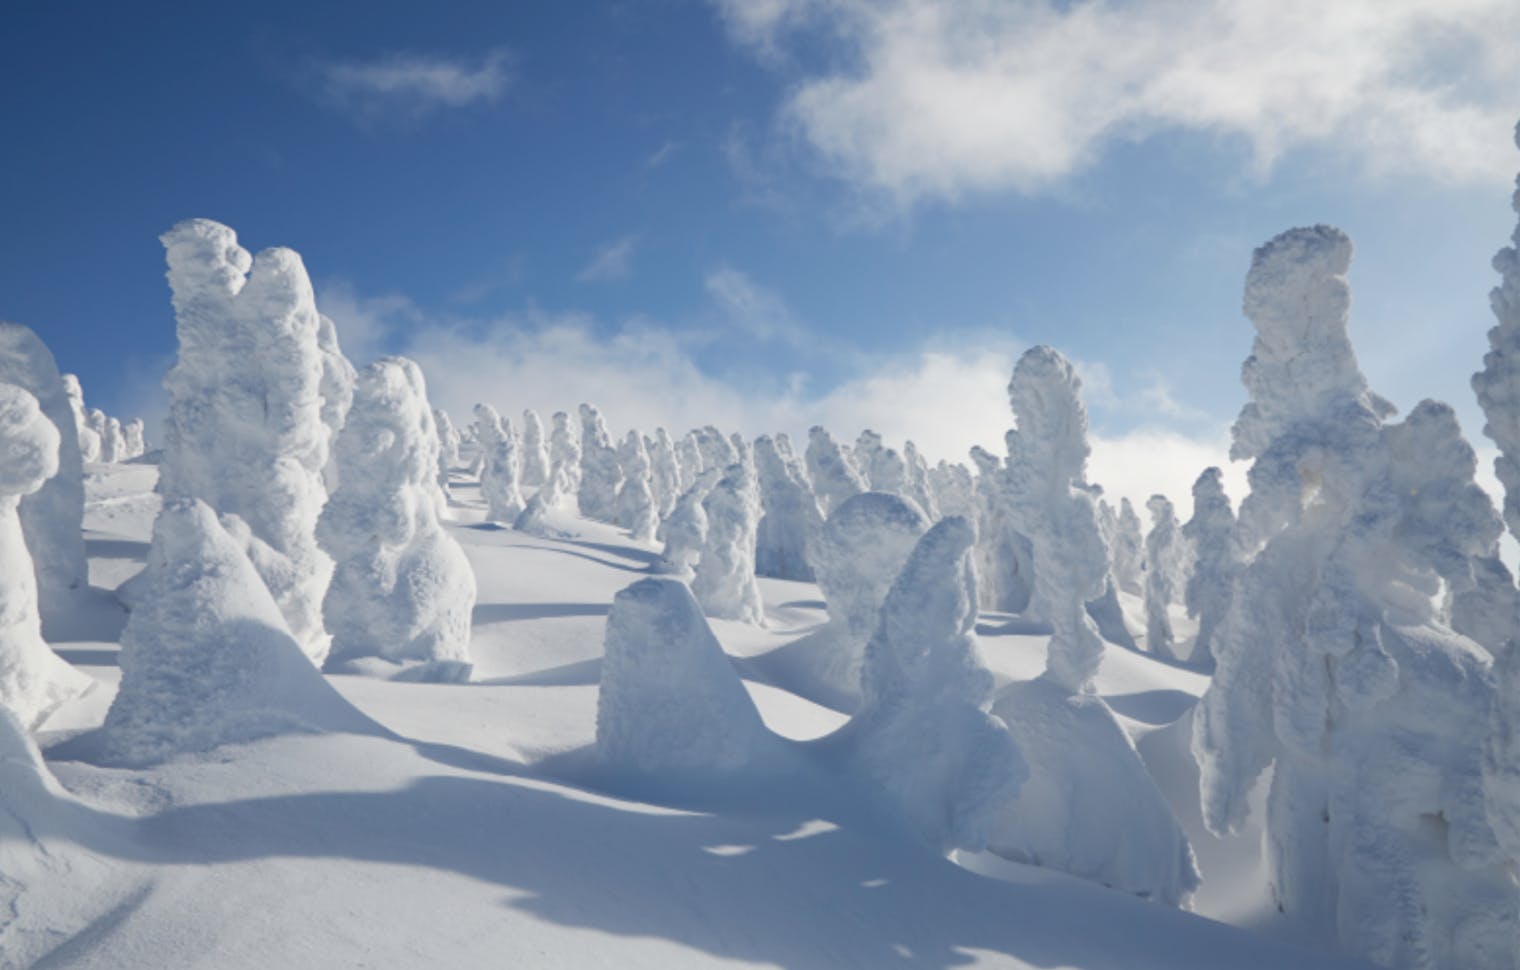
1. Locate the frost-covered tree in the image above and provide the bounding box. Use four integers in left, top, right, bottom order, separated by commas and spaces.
969, 445, 1034, 614
158, 218, 338, 663
122, 418, 146, 459
1195, 227, 1516, 967
0, 384, 91, 728
577, 403, 622, 522
835, 516, 1027, 852
317, 358, 475, 677
520, 408, 550, 488
433, 407, 460, 498
1110, 498, 1144, 596
315, 314, 356, 489
693, 425, 736, 473
753, 434, 822, 582
675, 430, 702, 491
103, 416, 126, 463
902, 441, 940, 520
692, 461, 764, 624
60, 374, 99, 463
1004, 346, 1111, 692
1143, 494, 1180, 662
87, 409, 112, 462
656, 467, 719, 577
0, 325, 88, 620
595, 577, 767, 774
542, 410, 581, 509
1182, 468, 1237, 664
101, 498, 372, 766
474, 404, 526, 524
930, 460, 975, 522
647, 428, 682, 521
613, 430, 657, 542
855, 430, 910, 501
804, 426, 866, 517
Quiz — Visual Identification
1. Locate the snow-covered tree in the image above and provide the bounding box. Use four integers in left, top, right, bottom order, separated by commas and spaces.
0, 325, 88, 621
692, 461, 764, 624
1111, 498, 1144, 596
101, 498, 371, 766
1143, 494, 1180, 662
656, 467, 719, 577
474, 404, 525, 524
542, 410, 581, 509
647, 428, 682, 521
675, 430, 702, 491
855, 429, 910, 500
122, 418, 146, 459
1182, 467, 1237, 664
753, 434, 821, 581
902, 441, 940, 520
317, 358, 475, 677
929, 460, 975, 521
577, 403, 622, 522
1195, 226, 1517, 967
595, 577, 767, 774
315, 313, 356, 489
158, 218, 339, 663
692, 425, 736, 473
60, 374, 99, 463
613, 430, 657, 542
103, 416, 126, 464
969, 445, 1034, 614
0, 383, 91, 728
87, 409, 113, 462
835, 516, 1027, 852
433, 407, 460, 496
520, 408, 550, 488
804, 426, 866, 517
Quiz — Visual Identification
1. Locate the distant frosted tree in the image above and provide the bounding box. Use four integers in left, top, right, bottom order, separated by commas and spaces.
1143, 494, 1181, 662
60, 374, 99, 463
1111, 498, 1144, 596
542, 410, 581, 509
692, 461, 764, 624
520, 408, 550, 488
804, 426, 866, 517
753, 434, 822, 581
902, 441, 940, 520
577, 403, 623, 522
475, 404, 525, 523
647, 428, 682, 521
613, 430, 657, 542
122, 418, 146, 459
1182, 468, 1237, 664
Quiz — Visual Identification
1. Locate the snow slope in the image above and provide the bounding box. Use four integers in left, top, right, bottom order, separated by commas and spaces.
3, 463, 1377, 970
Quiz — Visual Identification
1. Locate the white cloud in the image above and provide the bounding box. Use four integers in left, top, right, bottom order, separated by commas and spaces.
703, 266, 813, 347
712, 0, 1520, 206
576, 236, 638, 283
320, 49, 511, 119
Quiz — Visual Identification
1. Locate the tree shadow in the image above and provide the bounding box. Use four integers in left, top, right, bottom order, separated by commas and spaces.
516, 544, 651, 574
474, 657, 602, 688
472, 602, 609, 625
558, 537, 662, 568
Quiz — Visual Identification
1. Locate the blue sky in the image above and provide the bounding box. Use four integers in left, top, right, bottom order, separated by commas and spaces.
3, 0, 1518, 508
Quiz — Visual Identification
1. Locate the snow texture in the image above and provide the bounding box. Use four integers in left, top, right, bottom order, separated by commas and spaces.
753, 434, 821, 581
595, 576, 767, 774
542, 410, 581, 510
158, 218, 336, 663
122, 418, 146, 459
101, 497, 373, 765
1111, 498, 1145, 596
577, 403, 623, 522
804, 425, 867, 518
434, 407, 460, 497
674, 430, 702, 491
902, 441, 940, 520
969, 445, 1034, 614
61, 373, 99, 463
929, 460, 976, 522
475, 403, 526, 523
1182, 468, 1238, 665
647, 428, 682, 521
656, 467, 719, 577
692, 425, 737, 474
0, 383, 91, 729
838, 516, 1027, 853
692, 461, 764, 624
0, 325, 89, 621
316, 313, 356, 490
520, 408, 550, 488
855, 430, 912, 506
317, 358, 476, 673
102, 416, 125, 464
613, 430, 657, 542
810, 492, 927, 698
1144, 494, 1181, 662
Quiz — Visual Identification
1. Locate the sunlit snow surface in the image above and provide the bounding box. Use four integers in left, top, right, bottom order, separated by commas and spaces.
2, 462, 1378, 970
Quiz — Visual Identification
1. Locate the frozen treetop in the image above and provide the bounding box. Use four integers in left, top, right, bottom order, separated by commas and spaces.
1007, 345, 1093, 488
1472, 124, 1520, 538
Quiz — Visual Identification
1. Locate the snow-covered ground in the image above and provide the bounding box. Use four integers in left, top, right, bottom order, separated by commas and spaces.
6, 461, 1376, 970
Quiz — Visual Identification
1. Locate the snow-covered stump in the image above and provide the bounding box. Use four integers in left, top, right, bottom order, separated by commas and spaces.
753, 434, 822, 582
1111, 498, 1145, 596
0, 325, 89, 623
475, 404, 525, 524
0, 384, 91, 729
61, 373, 99, 463
519, 408, 550, 489
809, 492, 927, 699
1193, 227, 1518, 968
158, 218, 338, 664
834, 516, 1027, 853
100, 498, 373, 766
316, 358, 476, 679
692, 462, 764, 624
1143, 494, 1180, 662
804, 426, 866, 518
647, 428, 682, 521
655, 468, 719, 577
613, 430, 657, 542
1182, 468, 1237, 665
595, 577, 768, 776
122, 418, 146, 460
577, 403, 623, 523
542, 410, 582, 510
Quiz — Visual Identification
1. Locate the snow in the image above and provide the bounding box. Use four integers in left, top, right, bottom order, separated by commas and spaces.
520, 408, 550, 488
542, 409, 581, 510
613, 429, 657, 542
692, 460, 765, 624
753, 433, 821, 582
1144, 494, 1181, 661
1182, 468, 1236, 665
803, 425, 865, 517
474, 403, 526, 523
576, 403, 622, 523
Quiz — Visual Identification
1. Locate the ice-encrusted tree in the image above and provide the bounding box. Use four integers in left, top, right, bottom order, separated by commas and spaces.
520, 408, 550, 488
317, 358, 475, 677
101, 498, 372, 766
103, 416, 126, 463
929, 460, 975, 521
1195, 226, 1517, 967
433, 407, 460, 498
656, 467, 720, 576
577, 403, 623, 522
1182, 468, 1237, 664
595, 577, 767, 774
1143, 494, 1181, 662
804, 426, 866, 517
969, 445, 1034, 614
315, 314, 356, 489
753, 434, 822, 582
692, 461, 764, 624
86, 409, 112, 462
675, 430, 702, 490
613, 430, 657, 542
1004, 346, 1111, 692
902, 441, 940, 520
474, 404, 525, 524
692, 425, 736, 473
835, 516, 1027, 852
61, 374, 99, 463
122, 418, 146, 459
0, 325, 88, 621
158, 218, 339, 663
647, 428, 682, 521
855, 430, 910, 501
0, 384, 91, 728
542, 410, 581, 509
1110, 498, 1145, 596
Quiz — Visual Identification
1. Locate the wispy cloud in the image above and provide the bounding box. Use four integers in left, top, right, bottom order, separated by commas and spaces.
711, 0, 1520, 208
703, 265, 813, 347
644, 140, 682, 171
576, 236, 639, 283
319, 49, 512, 120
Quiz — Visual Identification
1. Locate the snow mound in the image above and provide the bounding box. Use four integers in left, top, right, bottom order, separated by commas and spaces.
595, 577, 767, 774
